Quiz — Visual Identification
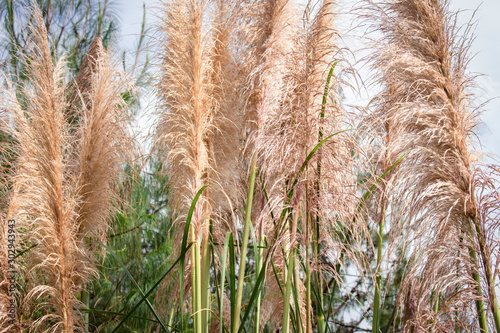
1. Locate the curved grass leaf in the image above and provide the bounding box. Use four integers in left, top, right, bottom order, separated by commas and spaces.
179, 185, 210, 333
359, 154, 405, 211
285, 129, 350, 210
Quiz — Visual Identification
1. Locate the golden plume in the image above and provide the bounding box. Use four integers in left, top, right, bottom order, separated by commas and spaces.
369, 0, 500, 329
1, 5, 131, 331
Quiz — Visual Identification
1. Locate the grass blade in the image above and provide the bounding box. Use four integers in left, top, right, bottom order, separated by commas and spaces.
229, 232, 236, 330
220, 232, 231, 333
180, 185, 210, 332
233, 155, 257, 331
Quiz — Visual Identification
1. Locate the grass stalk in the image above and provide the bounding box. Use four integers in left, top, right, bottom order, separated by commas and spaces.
191, 222, 202, 333
191, 225, 197, 332
179, 186, 209, 333
282, 250, 295, 333
283, 209, 299, 333
472, 216, 500, 332
232, 155, 257, 331
220, 232, 230, 333
82, 289, 89, 332
194, 240, 203, 333
305, 213, 312, 333
432, 291, 439, 313
313, 64, 336, 333
372, 203, 386, 333
201, 230, 212, 333
169, 308, 175, 329
254, 237, 264, 333
293, 251, 303, 333
229, 233, 237, 331
469, 248, 488, 332
314, 218, 325, 333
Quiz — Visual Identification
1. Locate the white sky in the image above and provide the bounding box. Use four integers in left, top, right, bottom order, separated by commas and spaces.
450, 0, 500, 163
117, 0, 500, 162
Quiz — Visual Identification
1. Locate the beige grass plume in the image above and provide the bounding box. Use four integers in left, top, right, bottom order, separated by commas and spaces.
203, 1, 245, 328
8, 8, 80, 330
258, 0, 356, 223
154, 0, 243, 317
241, 0, 297, 137
237, 0, 297, 329
155, 0, 213, 242
248, 0, 359, 329
369, 0, 499, 329
72, 36, 131, 252
207, 0, 244, 249
2, 5, 131, 331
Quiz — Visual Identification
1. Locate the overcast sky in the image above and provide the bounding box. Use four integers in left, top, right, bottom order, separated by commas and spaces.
448, 0, 500, 163
117, 0, 500, 162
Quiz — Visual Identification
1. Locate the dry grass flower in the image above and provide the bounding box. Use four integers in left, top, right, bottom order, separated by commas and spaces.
1, 5, 131, 331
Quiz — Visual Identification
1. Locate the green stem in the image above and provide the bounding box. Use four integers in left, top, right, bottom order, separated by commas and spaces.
195, 241, 203, 333
315, 154, 324, 333
168, 308, 175, 329
201, 231, 211, 333
254, 238, 264, 333
305, 214, 312, 333
314, 65, 335, 333
470, 248, 488, 332
283, 248, 296, 333
220, 232, 230, 333
293, 251, 303, 333
191, 223, 202, 333
432, 290, 439, 313
372, 203, 386, 333
233, 155, 257, 332
314, 218, 325, 333
190, 225, 197, 332
473, 216, 500, 332
283, 204, 300, 333
82, 288, 89, 332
